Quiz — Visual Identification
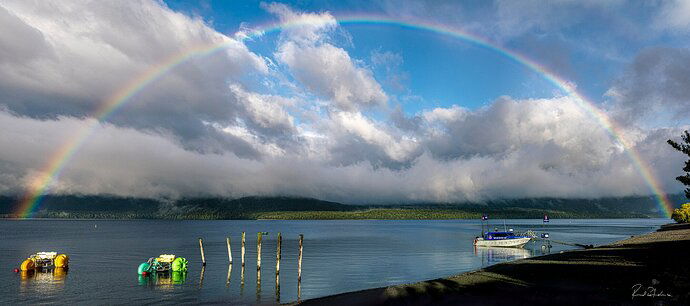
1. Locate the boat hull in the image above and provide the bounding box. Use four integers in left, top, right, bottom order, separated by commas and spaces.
474, 237, 531, 248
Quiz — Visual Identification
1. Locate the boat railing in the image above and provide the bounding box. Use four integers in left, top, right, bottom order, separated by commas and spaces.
521, 230, 539, 238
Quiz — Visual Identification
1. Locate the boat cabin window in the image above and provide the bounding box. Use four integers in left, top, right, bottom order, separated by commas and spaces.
489, 232, 510, 237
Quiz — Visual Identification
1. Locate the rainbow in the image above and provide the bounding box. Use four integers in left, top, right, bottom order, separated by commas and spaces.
14, 14, 674, 218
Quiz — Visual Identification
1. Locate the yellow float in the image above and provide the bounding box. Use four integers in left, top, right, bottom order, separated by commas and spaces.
19, 252, 69, 271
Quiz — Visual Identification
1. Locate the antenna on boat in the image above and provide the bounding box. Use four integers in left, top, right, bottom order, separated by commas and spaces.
503, 219, 507, 232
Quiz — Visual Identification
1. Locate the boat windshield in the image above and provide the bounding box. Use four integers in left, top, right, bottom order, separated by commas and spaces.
486, 232, 512, 237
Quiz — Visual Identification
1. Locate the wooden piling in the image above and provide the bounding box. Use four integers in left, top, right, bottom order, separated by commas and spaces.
227, 237, 233, 263
257, 232, 263, 271
241, 232, 246, 267
276, 232, 282, 276
199, 238, 206, 266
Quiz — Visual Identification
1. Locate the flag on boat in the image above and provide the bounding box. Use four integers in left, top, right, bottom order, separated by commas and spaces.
481, 214, 488, 221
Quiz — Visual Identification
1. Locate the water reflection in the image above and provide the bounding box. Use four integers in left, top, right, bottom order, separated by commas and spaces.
198, 265, 205, 288
19, 268, 68, 294
474, 247, 531, 266
137, 271, 187, 288
226, 264, 232, 287
275, 271, 280, 303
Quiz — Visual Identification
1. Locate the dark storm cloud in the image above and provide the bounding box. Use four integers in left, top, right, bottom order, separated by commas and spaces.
608, 47, 690, 125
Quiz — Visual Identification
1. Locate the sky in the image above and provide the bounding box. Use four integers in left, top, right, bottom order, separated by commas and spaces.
0, 0, 689, 204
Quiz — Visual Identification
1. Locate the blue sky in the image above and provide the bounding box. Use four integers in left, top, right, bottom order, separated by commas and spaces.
164, 0, 570, 112
162, 0, 688, 113
1, 0, 689, 202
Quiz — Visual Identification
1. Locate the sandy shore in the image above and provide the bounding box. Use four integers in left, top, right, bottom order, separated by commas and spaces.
300, 223, 690, 305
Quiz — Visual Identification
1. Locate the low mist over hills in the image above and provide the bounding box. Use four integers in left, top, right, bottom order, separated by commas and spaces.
0, 194, 685, 219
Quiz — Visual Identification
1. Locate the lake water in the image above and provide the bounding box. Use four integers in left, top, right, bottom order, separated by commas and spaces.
0, 218, 668, 304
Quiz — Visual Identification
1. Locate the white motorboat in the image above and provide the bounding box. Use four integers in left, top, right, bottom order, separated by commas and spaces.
473, 231, 531, 248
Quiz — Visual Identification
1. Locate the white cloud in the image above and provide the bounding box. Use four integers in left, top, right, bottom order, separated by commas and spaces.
229, 84, 296, 135
261, 2, 337, 45
0, 93, 683, 203
276, 42, 388, 111
330, 111, 419, 163
268, 4, 388, 112
0, 0, 269, 156
0, 1, 686, 204
422, 105, 467, 123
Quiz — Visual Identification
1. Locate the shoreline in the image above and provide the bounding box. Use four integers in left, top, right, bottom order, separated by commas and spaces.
0, 215, 666, 220
299, 223, 690, 305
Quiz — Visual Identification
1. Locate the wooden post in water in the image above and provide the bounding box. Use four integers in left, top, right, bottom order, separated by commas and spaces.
298, 234, 303, 301
227, 237, 233, 263
241, 232, 246, 267
199, 238, 206, 266
276, 233, 282, 276
257, 232, 263, 271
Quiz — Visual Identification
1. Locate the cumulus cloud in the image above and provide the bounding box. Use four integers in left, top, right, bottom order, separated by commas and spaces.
229, 85, 297, 140
325, 111, 421, 167
0, 96, 683, 203
268, 4, 388, 112
422, 105, 467, 124
0, 1, 686, 204
0, 0, 270, 157
424, 97, 616, 163
262, 2, 337, 45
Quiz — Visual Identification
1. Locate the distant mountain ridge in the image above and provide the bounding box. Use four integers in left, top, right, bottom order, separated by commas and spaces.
0, 194, 685, 219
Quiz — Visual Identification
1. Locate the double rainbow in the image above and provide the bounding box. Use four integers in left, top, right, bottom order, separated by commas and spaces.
13, 15, 674, 218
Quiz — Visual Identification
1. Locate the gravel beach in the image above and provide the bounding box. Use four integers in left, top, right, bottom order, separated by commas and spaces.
299, 223, 690, 305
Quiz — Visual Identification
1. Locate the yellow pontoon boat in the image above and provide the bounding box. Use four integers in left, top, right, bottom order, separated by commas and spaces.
20, 252, 69, 271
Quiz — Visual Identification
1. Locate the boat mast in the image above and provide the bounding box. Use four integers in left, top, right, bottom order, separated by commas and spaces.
480, 215, 484, 236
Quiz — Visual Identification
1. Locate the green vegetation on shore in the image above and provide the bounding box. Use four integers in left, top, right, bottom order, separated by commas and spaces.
254, 209, 481, 220
667, 130, 690, 224
1, 194, 685, 220
673, 203, 690, 223
251, 207, 641, 220
667, 130, 690, 200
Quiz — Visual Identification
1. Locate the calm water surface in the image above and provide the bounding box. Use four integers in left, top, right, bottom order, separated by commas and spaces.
0, 218, 668, 304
